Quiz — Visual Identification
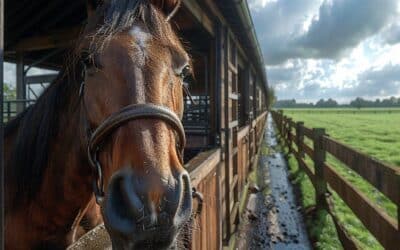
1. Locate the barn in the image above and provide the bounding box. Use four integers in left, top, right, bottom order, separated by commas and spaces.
0, 0, 269, 248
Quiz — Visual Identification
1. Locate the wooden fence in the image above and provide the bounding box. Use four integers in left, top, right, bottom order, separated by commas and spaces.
186, 111, 267, 249
271, 110, 400, 250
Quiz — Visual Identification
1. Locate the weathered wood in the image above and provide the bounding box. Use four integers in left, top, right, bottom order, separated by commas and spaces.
294, 151, 317, 187
296, 122, 305, 157
0, 0, 4, 247
12, 27, 81, 52
303, 143, 314, 159
326, 196, 360, 250
313, 128, 328, 210
187, 149, 221, 187
324, 164, 399, 250
182, 0, 214, 36
237, 125, 250, 141
322, 136, 400, 204
303, 126, 313, 139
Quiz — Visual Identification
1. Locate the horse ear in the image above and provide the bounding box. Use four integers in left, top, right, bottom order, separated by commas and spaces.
149, 0, 181, 20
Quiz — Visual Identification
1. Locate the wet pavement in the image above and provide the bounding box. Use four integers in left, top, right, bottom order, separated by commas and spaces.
236, 115, 311, 250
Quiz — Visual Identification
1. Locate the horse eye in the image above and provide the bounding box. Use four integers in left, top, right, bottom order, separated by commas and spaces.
179, 65, 191, 80
80, 51, 93, 67
80, 51, 102, 69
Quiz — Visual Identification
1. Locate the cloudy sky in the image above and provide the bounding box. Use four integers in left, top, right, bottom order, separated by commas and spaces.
249, 0, 400, 103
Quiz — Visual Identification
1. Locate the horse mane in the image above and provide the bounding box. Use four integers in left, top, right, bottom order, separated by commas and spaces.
5, 0, 180, 208
5, 71, 81, 208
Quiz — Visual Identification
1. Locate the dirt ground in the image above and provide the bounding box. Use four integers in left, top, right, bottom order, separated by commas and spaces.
236, 115, 311, 250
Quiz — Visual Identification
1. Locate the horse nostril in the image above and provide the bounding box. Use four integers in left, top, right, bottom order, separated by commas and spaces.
103, 168, 193, 248
174, 171, 192, 225
103, 169, 144, 234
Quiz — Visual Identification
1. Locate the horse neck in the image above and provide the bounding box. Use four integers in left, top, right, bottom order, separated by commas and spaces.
5, 75, 95, 243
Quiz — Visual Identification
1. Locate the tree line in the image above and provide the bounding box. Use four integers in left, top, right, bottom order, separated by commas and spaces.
274, 97, 400, 109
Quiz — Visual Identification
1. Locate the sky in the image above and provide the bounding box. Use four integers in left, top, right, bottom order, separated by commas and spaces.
249, 0, 400, 103
3, 0, 400, 104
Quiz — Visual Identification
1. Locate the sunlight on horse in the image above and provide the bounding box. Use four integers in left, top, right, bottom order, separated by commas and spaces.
4, 0, 193, 249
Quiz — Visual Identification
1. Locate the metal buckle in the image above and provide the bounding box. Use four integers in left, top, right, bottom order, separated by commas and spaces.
92, 149, 105, 204
192, 187, 203, 218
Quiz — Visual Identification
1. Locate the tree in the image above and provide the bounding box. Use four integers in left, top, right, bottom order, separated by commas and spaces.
350, 97, 364, 109
4, 83, 16, 100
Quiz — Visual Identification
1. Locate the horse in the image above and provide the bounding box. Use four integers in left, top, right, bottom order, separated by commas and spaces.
4, 0, 194, 249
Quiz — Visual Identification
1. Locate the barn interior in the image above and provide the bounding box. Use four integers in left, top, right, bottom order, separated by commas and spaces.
4, 0, 216, 162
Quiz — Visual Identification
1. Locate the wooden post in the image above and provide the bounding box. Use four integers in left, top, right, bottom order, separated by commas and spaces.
397, 171, 400, 237
278, 110, 283, 135
287, 118, 293, 153
313, 128, 328, 210
296, 122, 305, 157
0, 0, 4, 247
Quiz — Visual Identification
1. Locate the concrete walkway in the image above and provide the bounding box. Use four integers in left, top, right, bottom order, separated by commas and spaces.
236, 115, 311, 250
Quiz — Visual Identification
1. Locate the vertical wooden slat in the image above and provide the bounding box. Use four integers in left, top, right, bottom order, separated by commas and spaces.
313, 128, 328, 210
0, 0, 4, 248
296, 122, 305, 157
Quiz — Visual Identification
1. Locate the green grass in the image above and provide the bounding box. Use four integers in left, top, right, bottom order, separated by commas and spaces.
278, 108, 400, 250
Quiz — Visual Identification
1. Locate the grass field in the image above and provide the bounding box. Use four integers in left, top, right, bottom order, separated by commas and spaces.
278, 108, 400, 250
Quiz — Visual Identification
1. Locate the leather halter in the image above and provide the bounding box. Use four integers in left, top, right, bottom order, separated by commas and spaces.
86, 103, 186, 204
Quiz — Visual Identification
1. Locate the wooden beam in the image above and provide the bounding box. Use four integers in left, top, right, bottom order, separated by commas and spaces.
8, 0, 64, 46
182, 0, 214, 36
11, 27, 81, 52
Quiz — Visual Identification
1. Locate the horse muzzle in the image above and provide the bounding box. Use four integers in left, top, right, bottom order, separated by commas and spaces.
102, 168, 192, 250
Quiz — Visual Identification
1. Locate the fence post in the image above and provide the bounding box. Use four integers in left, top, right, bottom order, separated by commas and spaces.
287, 118, 293, 153
278, 110, 284, 135
397, 172, 400, 236
296, 122, 304, 157
313, 128, 328, 210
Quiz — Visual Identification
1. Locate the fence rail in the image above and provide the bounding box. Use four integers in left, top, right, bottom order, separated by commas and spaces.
271, 110, 400, 250
3, 99, 35, 122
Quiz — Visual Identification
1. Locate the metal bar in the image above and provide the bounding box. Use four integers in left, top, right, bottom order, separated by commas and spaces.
16, 53, 25, 112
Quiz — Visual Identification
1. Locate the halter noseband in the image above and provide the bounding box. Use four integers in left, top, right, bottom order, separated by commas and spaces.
86, 103, 186, 204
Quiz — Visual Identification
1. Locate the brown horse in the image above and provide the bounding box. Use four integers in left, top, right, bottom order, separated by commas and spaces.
4, 0, 193, 249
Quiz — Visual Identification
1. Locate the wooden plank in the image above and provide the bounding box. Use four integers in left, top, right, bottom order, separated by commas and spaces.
229, 120, 238, 129
229, 93, 238, 100
0, 0, 4, 247
294, 152, 316, 187
303, 143, 314, 159
324, 163, 399, 249
326, 196, 361, 250
322, 136, 400, 204
182, 0, 214, 36
187, 149, 221, 187
228, 61, 237, 74
237, 125, 250, 141
230, 202, 239, 231
303, 126, 313, 139
12, 27, 81, 52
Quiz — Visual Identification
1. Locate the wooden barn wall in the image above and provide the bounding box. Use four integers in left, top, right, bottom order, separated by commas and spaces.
186, 4, 268, 246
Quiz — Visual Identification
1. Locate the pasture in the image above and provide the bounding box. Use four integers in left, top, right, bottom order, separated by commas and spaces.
280, 108, 400, 250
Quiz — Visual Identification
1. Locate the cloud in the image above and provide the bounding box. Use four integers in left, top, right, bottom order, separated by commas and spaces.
272, 60, 400, 103
250, 0, 399, 65
296, 0, 398, 59
382, 22, 400, 45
